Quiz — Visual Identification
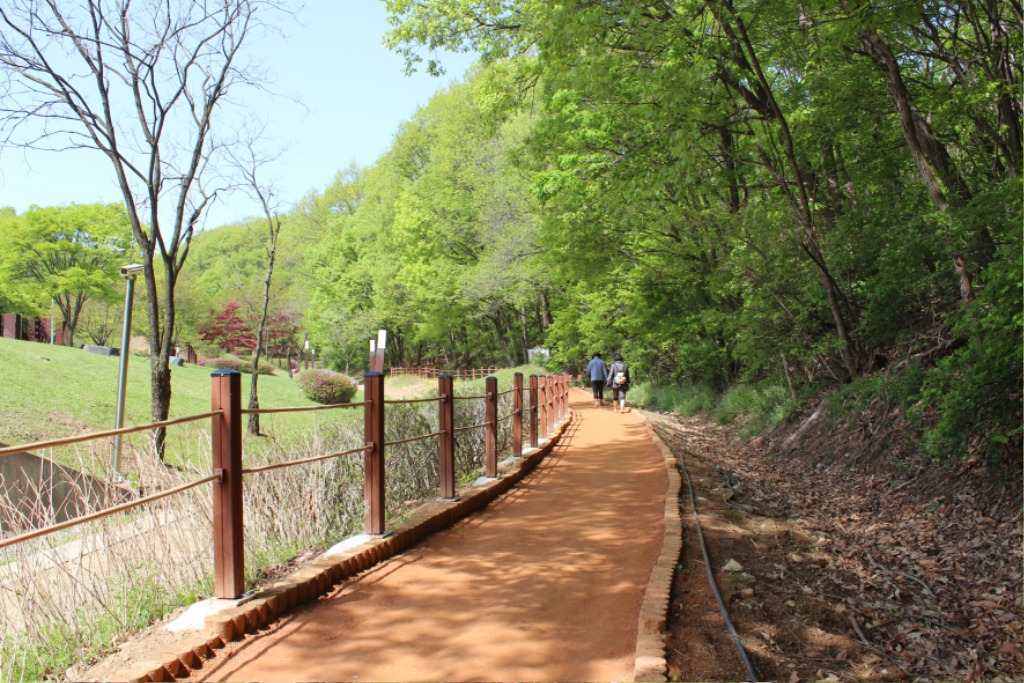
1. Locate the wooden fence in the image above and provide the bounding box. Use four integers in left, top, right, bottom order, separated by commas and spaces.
390, 366, 499, 381
0, 370, 572, 599
1, 314, 65, 345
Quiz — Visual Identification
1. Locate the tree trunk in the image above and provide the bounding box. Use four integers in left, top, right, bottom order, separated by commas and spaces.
723, 2, 860, 378
519, 306, 530, 365
538, 289, 553, 329
247, 213, 281, 436
149, 254, 179, 459
856, 25, 985, 305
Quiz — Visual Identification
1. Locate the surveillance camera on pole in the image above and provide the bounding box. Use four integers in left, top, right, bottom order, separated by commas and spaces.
112, 264, 144, 478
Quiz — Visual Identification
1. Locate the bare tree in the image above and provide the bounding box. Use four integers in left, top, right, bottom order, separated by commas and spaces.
232, 137, 284, 436
0, 0, 285, 458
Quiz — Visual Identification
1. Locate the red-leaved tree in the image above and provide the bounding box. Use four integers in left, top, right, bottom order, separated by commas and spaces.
198, 301, 257, 355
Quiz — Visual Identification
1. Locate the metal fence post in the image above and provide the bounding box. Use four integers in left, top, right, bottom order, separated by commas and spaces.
364, 372, 386, 534
512, 372, 523, 457
211, 369, 244, 599
439, 374, 456, 500
485, 376, 498, 477
529, 375, 539, 448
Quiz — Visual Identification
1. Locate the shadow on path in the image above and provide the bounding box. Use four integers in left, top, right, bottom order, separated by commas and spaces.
194, 391, 668, 683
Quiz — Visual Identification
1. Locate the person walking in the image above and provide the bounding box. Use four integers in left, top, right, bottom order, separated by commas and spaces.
606, 353, 630, 413
586, 352, 609, 407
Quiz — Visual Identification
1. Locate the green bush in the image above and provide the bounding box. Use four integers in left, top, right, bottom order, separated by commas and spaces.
634, 382, 717, 416
296, 369, 358, 404
920, 243, 1023, 465
716, 383, 795, 430
206, 356, 275, 375
209, 356, 244, 372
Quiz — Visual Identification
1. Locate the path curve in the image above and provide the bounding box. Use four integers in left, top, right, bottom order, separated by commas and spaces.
193, 392, 668, 682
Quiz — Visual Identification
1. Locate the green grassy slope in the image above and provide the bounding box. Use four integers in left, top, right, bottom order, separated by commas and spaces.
0, 337, 331, 471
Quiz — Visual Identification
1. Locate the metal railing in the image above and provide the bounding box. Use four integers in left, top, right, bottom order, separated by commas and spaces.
0, 369, 572, 600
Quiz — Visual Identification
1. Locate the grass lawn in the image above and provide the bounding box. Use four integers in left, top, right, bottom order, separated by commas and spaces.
0, 338, 355, 474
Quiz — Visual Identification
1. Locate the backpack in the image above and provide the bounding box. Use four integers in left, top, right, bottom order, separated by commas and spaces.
613, 370, 627, 386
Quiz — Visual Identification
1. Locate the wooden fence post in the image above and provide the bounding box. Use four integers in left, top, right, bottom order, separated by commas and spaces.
556, 375, 563, 423
364, 372, 386, 534
512, 372, 523, 457
529, 375, 539, 448
564, 373, 571, 418
559, 374, 565, 422
484, 376, 498, 477
560, 374, 568, 421
211, 369, 244, 599
439, 374, 456, 500
540, 375, 549, 438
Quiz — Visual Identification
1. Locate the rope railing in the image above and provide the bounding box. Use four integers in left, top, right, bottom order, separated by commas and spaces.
0, 368, 573, 602
383, 396, 443, 405
241, 446, 372, 476
0, 411, 221, 459
384, 430, 445, 448
0, 473, 220, 551
242, 401, 370, 415
452, 421, 491, 434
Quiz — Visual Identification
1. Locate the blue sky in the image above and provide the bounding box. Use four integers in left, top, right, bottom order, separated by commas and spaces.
0, 0, 474, 228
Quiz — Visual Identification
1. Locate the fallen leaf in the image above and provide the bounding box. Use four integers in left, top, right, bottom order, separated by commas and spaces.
723, 559, 744, 572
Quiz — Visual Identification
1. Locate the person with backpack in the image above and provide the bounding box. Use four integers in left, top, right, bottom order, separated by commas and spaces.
586, 352, 609, 407
602, 356, 626, 413
606, 353, 630, 413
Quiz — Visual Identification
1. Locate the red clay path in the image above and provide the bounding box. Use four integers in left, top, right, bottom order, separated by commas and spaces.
192, 390, 669, 682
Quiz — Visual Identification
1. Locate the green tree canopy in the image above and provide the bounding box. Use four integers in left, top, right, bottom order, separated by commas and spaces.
0, 203, 132, 346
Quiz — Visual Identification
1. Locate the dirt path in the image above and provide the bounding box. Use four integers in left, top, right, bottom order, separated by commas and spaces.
190, 392, 668, 683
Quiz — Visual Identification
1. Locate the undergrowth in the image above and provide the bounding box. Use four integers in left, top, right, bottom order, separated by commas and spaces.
633, 380, 795, 434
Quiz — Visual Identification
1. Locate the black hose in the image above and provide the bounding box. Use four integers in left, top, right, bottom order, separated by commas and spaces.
666, 424, 761, 683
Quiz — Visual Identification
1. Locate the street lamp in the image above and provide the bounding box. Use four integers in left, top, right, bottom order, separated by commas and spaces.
111, 264, 144, 478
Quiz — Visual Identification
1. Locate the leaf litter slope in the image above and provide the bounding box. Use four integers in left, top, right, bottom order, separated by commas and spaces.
656, 408, 1022, 683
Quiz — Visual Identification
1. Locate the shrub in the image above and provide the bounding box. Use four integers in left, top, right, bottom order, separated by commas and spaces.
716, 382, 795, 431
632, 381, 718, 415
209, 356, 244, 372
920, 243, 1023, 465
297, 369, 358, 404
206, 356, 274, 375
